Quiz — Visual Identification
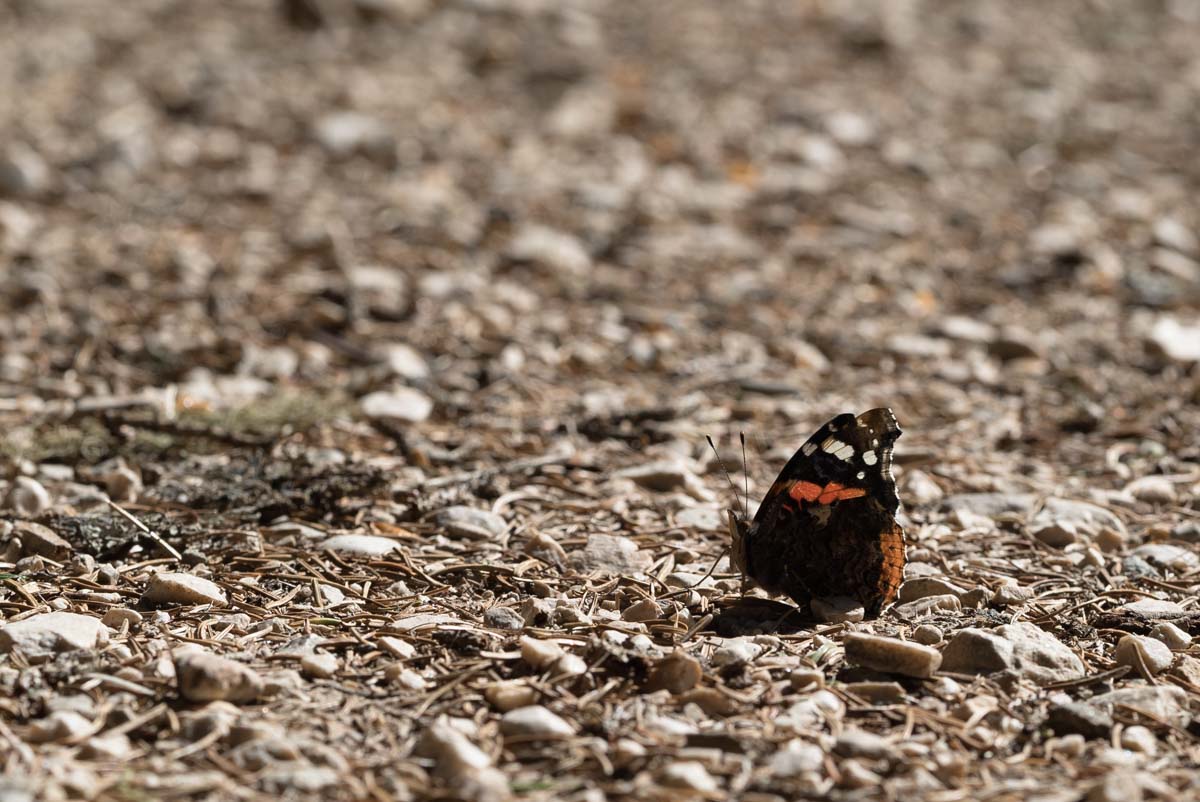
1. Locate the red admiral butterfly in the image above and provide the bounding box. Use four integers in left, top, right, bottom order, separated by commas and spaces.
727, 408, 906, 617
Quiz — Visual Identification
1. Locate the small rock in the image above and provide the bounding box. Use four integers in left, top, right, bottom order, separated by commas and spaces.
380, 343, 430, 380
1120, 725, 1157, 755
912, 624, 943, 645
789, 669, 824, 691
657, 761, 718, 793
386, 665, 426, 690
27, 711, 93, 743
1153, 217, 1198, 254
1088, 686, 1188, 726
1131, 544, 1198, 573
312, 111, 394, 161
675, 506, 724, 531
898, 577, 968, 603
902, 470, 943, 505
842, 681, 905, 703
418, 719, 510, 802
5, 477, 51, 516
499, 705, 575, 738
174, 648, 263, 703
843, 633, 941, 679
712, 638, 763, 667
317, 534, 400, 557
360, 387, 433, 423
833, 728, 891, 760
622, 598, 660, 622
1124, 476, 1176, 505
0, 612, 109, 663
940, 622, 1084, 683
523, 531, 568, 567
100, 608, 143, 629
769, 739, 825, 778
1150, 622, 1191, 649
1046, 702, 1113, 738
141, 573, 227, 606
1120, 598, 1188, 619
104, 466, 143, 503
1096, 528, 1125, 553
1113, 635, 1173, 675
839, 759, 883, 789
14, 521, 72, 560
992, 583, 1035, 607
436, 506, 507, 540
300, 653, 339, 679
1086, 771, 1143, 802
781, 690, 846, 730
485, 680, 537, 712
483, 607, 525, 630
810, 596, 865, 623
0, 143, 52, 198
891, 594, 961, 617
507, 225, 591, 275
519, 637, 563, 671
1147, 317, 1200, 363
571, 534, 652, 575
378, 636, 416, 659
81, 731, 133, 760
1032, 521, 1078, 548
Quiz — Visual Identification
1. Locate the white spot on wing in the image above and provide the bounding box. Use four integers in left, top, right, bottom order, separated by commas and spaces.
801, 442, 817, 456
862, 451, 878, 466
856, 471, 865, 479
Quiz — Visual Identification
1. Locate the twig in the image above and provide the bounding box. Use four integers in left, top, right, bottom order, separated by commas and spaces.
105, 499, 183, 561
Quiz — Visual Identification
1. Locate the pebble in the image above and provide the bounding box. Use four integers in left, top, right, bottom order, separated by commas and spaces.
27, 711, 93, 743
1131, 544, 1198, 573
1149, 622, 1192, 649
940, 622, 1084, 683
622, 598, 660, 622
833, 728, 891, 760
992, 583, 1035, 607
789, 668, 824, 691
360, 387, 433, 423
843, 633, 941, 679
1088, 686, 1188, 726
769, 739, 825, 778
1147, 317, 1200, 363
1121, 598, 1188, 619
1086, 771, 1143, 802
0, 143, 53, 197
912, 624, 943, 645
657, 761, 719, 793
317, 534, 400, 557
1032, 521, 1078, 548
100, 608, 143, 629
141, 572, 228, 607
5, 477, 51, 516
902, 470, 944, 505
485, 680, 537, 712
898, 577, 967, 603
519, 636, 563, 671
810, 596, 865, 623
843, 681, 905, 703
378, 636, 416, 659
507, 224, 591, 275
1113, 635, 1173, 675
104, 466, 142, 503
483, 606, 525, 630
173, 648, 263, 703
0, 612, 109, 663
1124, 476, 1176, 505
523, 531, 568, 567
891, 594, 961, 618
571, 534, 652, 575
386, 666, 426, 690
1046, 701, 1113, 738
300, 653, 339, 679
1120, 725, 1157, 755
647, 650, 703, 693
1096, 528, 1125, 553
499, 705, 576, 738
839, 759, 883, 789
436, 506, 507, 540
380, 343, 430, 380
1153, 217, 1198, 254
712, 638, 763, 667
14, 521, 72, 560
674, 506, 724, 531
81, 731, 133, 760
312, 111, 393, 160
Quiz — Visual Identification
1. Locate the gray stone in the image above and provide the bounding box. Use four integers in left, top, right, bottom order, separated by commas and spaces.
507, 224, 590, 275
843, 633, 941, 678
940, 622, 1083, 683
1125, 476, 1176, 505
499, 705, 575, 738
317, 534, 401, 557
1113, 635, 1173, 675
571, 534, 651, 575
360, 387, 433, 423
483, 607, 525, 631
1087, 686, 1188, 726
1132, 544, 1198, 573
769, 739, 825, 778
1119, 598, 1188, 620
312, 112, 394, 162
141, 572, 227, 606
658, 761, 719, 793
1149, 622, 1191, 650
833, 728, 891, 760
436, 506, 507, 540
380, 343, 430, 380
174, 648, 263, 703
5, 477, 51, 516
0, 612, 109, 663
898, 577, 967, 603
14, 521, 72, 560
810, 595, 865, 623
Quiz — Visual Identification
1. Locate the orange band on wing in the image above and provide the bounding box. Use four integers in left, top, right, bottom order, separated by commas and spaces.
789, 481, 824, 503
817, 483, 867, 504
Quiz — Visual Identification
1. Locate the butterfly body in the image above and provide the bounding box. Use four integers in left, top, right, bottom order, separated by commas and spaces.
730, 408, 906, 617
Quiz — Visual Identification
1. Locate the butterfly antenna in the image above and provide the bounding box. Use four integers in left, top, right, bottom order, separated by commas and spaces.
706, 435, 746, 518
740, 431, 749, 515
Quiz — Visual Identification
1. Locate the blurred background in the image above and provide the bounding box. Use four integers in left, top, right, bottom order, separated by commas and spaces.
1, 0, 1198, 469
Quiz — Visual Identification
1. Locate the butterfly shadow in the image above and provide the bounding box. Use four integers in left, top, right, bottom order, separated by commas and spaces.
709, 597, 817, 637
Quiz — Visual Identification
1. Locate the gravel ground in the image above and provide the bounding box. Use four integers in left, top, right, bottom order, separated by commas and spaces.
2, 1, 1200, 800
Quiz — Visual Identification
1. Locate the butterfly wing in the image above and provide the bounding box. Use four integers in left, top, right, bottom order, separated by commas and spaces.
741, 407, 905, 616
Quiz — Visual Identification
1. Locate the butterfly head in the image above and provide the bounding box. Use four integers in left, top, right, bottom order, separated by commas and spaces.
727, 508, 751, 577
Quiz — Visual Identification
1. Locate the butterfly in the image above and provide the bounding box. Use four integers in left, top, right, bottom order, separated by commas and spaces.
726, 407, 906, 617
